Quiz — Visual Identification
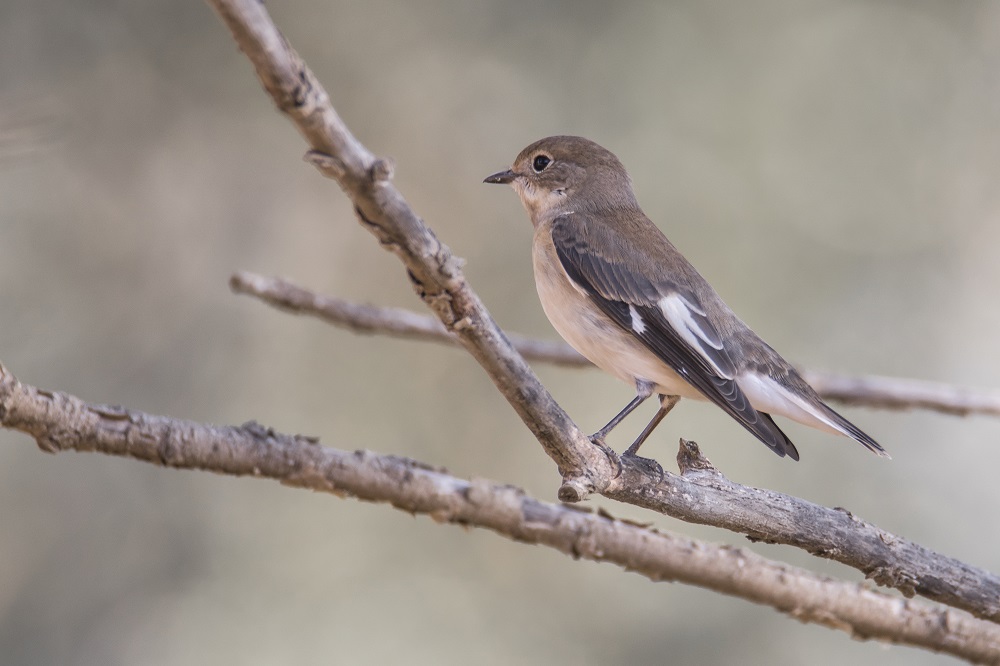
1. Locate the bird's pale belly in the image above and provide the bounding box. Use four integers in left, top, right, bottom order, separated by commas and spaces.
532, 236, 704, 401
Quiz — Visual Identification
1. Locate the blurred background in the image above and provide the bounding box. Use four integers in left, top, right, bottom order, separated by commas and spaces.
2, 1, 999, 664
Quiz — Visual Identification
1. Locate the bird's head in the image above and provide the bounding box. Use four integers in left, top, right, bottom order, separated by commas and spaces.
484, 135, 637, 223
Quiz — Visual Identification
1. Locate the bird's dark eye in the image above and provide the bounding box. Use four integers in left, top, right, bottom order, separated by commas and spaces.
532, 154, 552, 172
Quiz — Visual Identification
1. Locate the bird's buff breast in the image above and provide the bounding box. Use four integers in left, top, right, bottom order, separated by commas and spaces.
531, 228, 704, 400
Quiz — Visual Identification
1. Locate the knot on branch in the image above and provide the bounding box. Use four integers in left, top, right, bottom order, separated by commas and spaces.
420, 285, 456, 319
241, 420, 277, 441
304, 150, 346, 180
558, 475, 594, 503
677, 439, 718, 475
370, 158, 394, 182
867, 566, 918, 598
289, 68, 311, 108
276, 56, 331, 115
449, 316, 472, 332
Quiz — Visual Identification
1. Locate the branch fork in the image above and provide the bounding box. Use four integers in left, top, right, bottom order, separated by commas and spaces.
3, 0, 999, 661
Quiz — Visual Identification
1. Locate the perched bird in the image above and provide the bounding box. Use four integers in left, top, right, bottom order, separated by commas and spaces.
484, 136, 887, 462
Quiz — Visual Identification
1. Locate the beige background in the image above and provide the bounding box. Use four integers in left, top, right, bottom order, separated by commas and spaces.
2, 1, 999, 664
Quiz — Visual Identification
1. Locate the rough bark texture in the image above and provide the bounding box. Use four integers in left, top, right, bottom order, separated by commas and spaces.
212, 0, 606, 486
4, 0, 996, 661
2, 363, 998, 664
203, 0, 1000, 631
611, 441, 1000, 622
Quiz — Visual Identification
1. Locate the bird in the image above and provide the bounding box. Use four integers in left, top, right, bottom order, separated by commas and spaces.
484, 135, 887, 463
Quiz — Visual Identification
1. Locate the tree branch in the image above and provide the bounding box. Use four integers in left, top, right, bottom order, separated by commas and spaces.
206, 0, 1000, 628
229, 271, 587, 366
231, 271, 1000, 417
1, 363, 997, 664
207, 0, 605, 490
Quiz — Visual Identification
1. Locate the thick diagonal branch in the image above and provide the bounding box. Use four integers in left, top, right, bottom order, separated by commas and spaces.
206, 0, 1000, 626
208, 0, 604, 490
1, 363, 997, 663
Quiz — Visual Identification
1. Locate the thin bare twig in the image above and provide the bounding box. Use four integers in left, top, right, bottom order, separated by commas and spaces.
231, 271, 1000, 416
230, 271, 585, 365
206, 0, 1000, 628
1, 363, 997, 664
801, 372, 1000, 417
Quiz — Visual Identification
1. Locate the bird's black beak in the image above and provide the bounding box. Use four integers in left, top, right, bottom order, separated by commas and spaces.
483, 169, 516, 184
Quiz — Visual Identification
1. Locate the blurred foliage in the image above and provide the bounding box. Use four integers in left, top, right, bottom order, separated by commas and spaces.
2, 1, 999, 664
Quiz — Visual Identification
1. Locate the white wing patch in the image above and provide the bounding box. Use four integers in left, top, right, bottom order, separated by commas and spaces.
628, 304, 646, 334
657, 293, 732, 378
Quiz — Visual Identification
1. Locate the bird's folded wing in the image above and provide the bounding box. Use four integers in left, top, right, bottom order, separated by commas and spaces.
550, 214, 797, 459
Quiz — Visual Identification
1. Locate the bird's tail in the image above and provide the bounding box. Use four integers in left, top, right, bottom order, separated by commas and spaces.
753, 412, 800, 461
816, 403, 890, 458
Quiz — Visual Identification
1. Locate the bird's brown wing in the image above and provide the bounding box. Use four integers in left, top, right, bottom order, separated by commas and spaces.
550, 214, 798, 459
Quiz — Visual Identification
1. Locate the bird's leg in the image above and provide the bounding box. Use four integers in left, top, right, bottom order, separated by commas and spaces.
623, 394, 679, 458
621, 394, 681, 479
589, 380, 655, 444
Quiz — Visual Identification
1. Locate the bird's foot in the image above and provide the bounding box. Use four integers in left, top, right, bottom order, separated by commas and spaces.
588, 434, 623, 478
621, 451, 665, 482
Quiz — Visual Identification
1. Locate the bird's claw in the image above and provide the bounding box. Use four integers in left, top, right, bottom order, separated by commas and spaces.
588, 435, 623, 478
